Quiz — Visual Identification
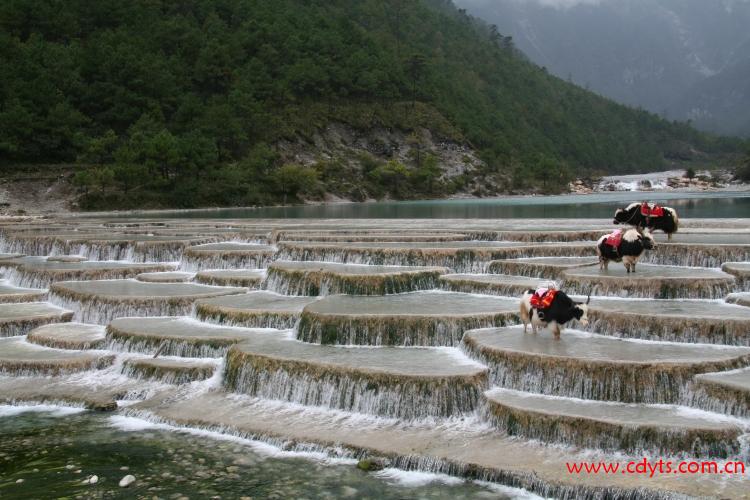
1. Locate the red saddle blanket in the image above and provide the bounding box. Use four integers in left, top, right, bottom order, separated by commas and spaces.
604, 229, 623, 248
640, 202, 664, 217
530, 288, 557, 309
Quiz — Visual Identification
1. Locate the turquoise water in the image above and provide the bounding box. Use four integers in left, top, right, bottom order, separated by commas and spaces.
0, 407, 525, 500
104, 191, 750, 219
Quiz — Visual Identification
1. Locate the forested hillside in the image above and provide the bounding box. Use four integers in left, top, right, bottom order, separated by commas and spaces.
0, 0, 743, 209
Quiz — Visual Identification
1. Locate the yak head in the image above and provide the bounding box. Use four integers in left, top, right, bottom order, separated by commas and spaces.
637, 227, 656, 250
612, 208, 627, 225
572, 294, 590, 327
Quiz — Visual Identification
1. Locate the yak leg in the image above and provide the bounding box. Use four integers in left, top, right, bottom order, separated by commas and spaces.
668, 232, 672, 241
520, 303, 528, 333
531, 313, 540, 335
623, 255, 635, 273
552, 322, 561, 340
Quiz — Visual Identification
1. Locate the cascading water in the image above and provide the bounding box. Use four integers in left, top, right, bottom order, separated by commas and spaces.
3, 214, 750, 499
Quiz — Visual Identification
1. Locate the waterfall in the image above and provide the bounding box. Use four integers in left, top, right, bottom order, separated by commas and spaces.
479, 392, 745, 458
642, 246, 750, 268
223, 348, 487, 419
49, 291, 198, 325
297, 311, 518, 347
462, 337, 750, 404
262, 266, 445, 296
587, 311, 750, 346
121, 357, 219, 384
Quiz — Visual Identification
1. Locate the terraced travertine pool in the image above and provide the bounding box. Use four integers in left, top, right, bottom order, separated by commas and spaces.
1, 213, 750, 499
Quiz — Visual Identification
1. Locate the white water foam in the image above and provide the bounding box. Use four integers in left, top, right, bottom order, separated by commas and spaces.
108, 414, 356, 465
0, 404, 85, 417
374, 467, 464, 487
475, 480, 550, 500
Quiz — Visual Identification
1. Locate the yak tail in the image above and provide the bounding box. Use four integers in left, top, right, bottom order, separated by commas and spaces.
670, 207, 679, 232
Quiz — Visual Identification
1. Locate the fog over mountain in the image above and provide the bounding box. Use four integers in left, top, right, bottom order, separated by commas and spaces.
454, 0, 750, 136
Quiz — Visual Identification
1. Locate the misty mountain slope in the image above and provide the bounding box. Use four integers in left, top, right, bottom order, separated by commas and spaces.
455, 0, 750, 136
676, 41, 750, 136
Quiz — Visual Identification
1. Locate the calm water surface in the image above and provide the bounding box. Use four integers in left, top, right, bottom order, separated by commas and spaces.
107, 191, 750, 219
0, 408, 527, 500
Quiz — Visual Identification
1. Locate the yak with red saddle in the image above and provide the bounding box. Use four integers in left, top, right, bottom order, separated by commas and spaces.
596, 227, 655, 272
520, 287, 589, 339
613, 202, 679, 240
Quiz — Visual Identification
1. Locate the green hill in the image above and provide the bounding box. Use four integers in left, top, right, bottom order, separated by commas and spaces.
0, 0, 744, 209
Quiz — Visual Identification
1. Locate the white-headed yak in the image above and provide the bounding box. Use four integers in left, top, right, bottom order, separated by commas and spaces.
596, 227, 655, 272
520, 287, 590, 340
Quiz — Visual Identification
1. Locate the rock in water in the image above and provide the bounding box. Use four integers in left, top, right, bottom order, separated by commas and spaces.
356, 458, 387, 472
82, 475, 98, 484
119, 474, 136, 487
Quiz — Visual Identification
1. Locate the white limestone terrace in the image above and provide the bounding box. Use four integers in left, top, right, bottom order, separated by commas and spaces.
122, 357, 218, 384
0, 371, 148, 411
0, 256, 175, 288
224, 329, 488, 419
297, 291, 520, 346
722, 262, 750, 288
585, 297, 750, 345
106, 316, 282, 357
273, 230, 470, 242
128, 389, 750, 499
562, 263, 736, 299
0, 336, 114, 376
194, 291, 319, 329
264, 260, 449, 295
726, 292, 750, 307
463, 325, 750, 403
1, 214, 748, 498
135, 271, 195, 283
50, 279, 243, 299
653, 233, 750, 244
695, 368, 750, 396
688, 367, 750, 418
267, 260, 449, 276
0, 302, 73, 337
26, 322, 106, 350
488, 257, 600, 279
644, 235, 750, 267
45, 254, 87, 262
0, 230, 222, 262
194, 269, 265, 288
480, 229, 608, 242
438, 274, 550, 297
180, 242, 276, 271
483, 387, 746, 457
275, 240, 595, 273
0, 280, 46, 303
49, 279, 245, 324
0, 253, 24, 261
278, 240, 529, 250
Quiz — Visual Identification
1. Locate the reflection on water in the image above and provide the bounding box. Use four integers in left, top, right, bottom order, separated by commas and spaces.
111, 191, 750, 219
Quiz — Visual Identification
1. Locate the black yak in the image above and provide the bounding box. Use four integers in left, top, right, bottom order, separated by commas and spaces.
596, 227, 655, 272
613, 202, 679, 240
520, 287, 589, 340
